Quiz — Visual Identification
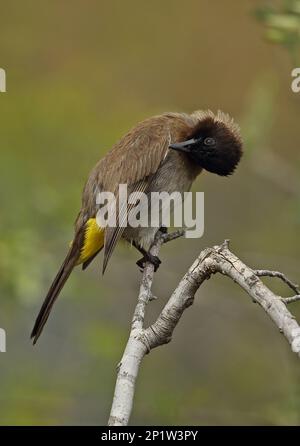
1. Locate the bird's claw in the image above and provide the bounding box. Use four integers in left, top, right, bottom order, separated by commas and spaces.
136, 253, 161, 272
159, 225, 168, 234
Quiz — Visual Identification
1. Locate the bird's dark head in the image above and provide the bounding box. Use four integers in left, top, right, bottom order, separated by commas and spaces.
169, 110, 243, 176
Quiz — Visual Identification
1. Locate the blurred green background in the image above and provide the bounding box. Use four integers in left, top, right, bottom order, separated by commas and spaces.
0, 0, 300, 425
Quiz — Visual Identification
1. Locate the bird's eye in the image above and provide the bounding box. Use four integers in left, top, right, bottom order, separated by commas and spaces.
204, 137, 216, 147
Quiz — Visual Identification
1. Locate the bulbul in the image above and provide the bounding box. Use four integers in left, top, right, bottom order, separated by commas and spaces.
31, 110, 243, 343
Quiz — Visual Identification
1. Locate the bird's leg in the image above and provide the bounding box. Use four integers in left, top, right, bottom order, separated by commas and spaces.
159, 225, 168, 234
132, 241, 161, 272
136, 251, 161, 272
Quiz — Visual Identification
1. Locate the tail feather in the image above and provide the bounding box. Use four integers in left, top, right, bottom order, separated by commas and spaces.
31, 233, 83, 344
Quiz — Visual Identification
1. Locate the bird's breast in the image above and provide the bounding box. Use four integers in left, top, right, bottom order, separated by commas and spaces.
123, 151, 202, 248
150, 150, 202, 194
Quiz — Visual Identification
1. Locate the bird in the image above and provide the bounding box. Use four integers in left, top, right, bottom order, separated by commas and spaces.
31, 110, 243, 344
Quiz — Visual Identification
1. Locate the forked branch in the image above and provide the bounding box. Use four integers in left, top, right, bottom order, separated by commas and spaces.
108, 234, 300, 426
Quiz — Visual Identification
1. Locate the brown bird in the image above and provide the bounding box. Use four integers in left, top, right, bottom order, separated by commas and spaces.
31, 110, 243, 343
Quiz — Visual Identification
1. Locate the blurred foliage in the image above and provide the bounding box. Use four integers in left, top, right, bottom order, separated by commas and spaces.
256, 0, 300, 63
241, 79, 276, 153
0, 0, 299, 426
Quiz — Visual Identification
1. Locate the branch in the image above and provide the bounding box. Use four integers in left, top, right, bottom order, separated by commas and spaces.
108, 237, 300, 426
108, 228, 184, 426
254, 269, 300, 295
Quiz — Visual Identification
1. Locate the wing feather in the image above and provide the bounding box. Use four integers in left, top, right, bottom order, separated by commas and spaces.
100, 117, 172, 271
82, 113, 191, 271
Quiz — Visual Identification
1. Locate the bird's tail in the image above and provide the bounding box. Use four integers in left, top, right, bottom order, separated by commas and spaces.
31, 236, 82, 345
31, 218, 105, 344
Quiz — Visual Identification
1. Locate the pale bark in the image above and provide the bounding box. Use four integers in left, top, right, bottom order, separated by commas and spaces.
108, 235, 300, 426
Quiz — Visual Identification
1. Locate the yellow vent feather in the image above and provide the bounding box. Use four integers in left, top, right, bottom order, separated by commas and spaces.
76, 218, 105, 265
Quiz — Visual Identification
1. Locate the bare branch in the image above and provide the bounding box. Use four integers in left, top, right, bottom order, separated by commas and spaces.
108, 229, 184, 426
281, 295, 300, 304
131, 230, 165, 331
108, 239, 300, 426
254, 269, 300, 294
162, 229, 185, 243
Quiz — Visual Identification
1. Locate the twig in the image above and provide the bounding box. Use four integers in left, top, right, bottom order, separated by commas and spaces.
108, 239, 300, 426
162, 229, 185, 243
281, 295, 300, 304
254, 269, 300, 294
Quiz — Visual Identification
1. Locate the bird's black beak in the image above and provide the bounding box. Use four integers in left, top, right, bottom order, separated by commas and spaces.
169, 138, 200, 153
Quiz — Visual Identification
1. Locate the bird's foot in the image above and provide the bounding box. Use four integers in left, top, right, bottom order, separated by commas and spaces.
159, 225, 168, 234
136, 252, 161, 272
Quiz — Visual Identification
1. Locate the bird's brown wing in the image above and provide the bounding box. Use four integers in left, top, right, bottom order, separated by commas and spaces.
102, 178, 150, 273
99, 116, 174, 272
